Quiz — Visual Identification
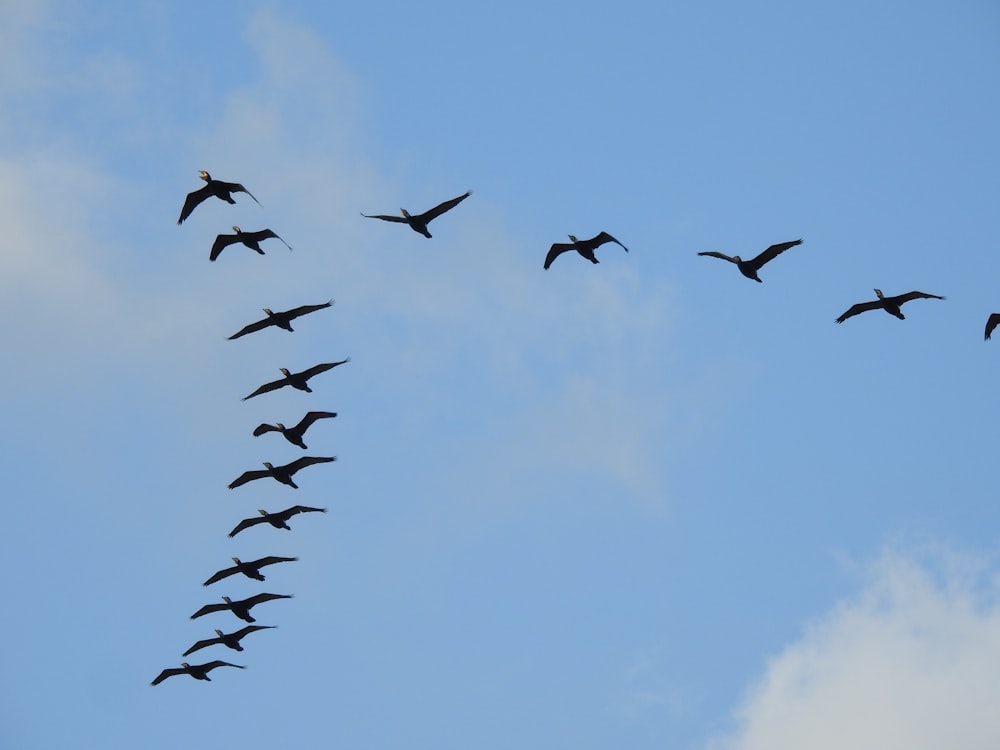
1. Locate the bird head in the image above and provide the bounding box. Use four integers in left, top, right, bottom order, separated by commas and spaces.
279, 368, 291, 376
874, 288, 885, 298
262, 462, 274, 470
275, 423, 286, 430
199, 171, 210, 181
257, 509, 267, 516
732, 255, 744, 262
568, 234, 578, 243
232, 226, 242, 233
400, 208, 412, 218
222, 596, 233, 604
262, 308, 274, 316
180, 662, 191, 669
232, 557, 241, 564
215, 629, 224, 636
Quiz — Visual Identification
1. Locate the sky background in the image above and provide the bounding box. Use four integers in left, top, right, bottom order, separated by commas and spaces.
2, 1, 999, 748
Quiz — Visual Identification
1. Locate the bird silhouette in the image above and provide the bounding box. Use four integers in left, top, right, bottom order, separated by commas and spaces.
544, 232, 629, 269
177, 171, 260, 224
228, 506, 328, 538
836, 289, 945, 324
210, 226, 291, 261
697, 239, 803, 282
182, 626, 275, 657
252, 411, 337, 449
361, 190, 471, 238
151, 660, 244, 685
228, 301, 333, 340
242, 360, 349, 401
202, 556, 298, 586
190, 593, 293, 623
228, 456, 336, 490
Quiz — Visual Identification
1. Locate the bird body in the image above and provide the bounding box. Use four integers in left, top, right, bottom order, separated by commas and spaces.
190, 593, 293, 623
243, 359, 349, 401
182, 626, 275, 657
836, 288, 945, 324
698, 239, 803, 282
210, 226, 291, 261
229, 506, 328, 537
362, 190, 471, 238
177, 171, 260, 224
151, 660, 244, 685
228, 301, 333, 340
202, 556, 298, 586
253, 411, 337, 449
228, 456, 336, 490
544, 232, 629, 269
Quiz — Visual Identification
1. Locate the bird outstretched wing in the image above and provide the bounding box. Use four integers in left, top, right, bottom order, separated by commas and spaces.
228, 515, 267, 538
587, 231, 629, 253
543, 243, 576, 269
182, 635, 221, 657
243, 375, 291, 401
893, 291, 945, 305
361, 212, 409, 223
417, 191, 472, 222
835, 300, 882, 324
229, 317, 274, 340
749, 239, 802, 269
210, 233, 242, 261
228, 468, 271, 489
190, 601, 229, 619
177, 185, 212, 224
986, 313, 1000, 341
285, 300, 333, 320
220, 181, 261, 206
151, 666, 187, 685
203, 565, 239, 586
697, 251, 739, 264
299, 359, 350, 381
282, 456, 336, 475
295, 411, 338, 431
248, 228, 291, 249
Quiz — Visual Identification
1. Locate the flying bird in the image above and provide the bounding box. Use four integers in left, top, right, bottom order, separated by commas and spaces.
242, 359, 350, 400
190, 593, 293, 623
697, 239, 803, 282
228, 301, 333, 340
835, 289, 945, 324
150, 660, 244, 686
253, 411, 337, 449
985, 313, 1000, 341
182, 626, 275, 657
202, 556, 298, 586
177, 170, 260, 224
228, 506, 328, 538
228, 456, 336, 490
544, 232, 629, 269
210, 226, 291, 261
361, 190, 471, 238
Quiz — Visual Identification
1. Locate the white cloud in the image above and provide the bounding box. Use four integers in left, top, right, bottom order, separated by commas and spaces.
706, 547, 1000, 750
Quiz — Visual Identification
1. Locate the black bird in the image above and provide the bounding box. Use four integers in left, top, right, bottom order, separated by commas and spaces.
210, 226, 291, 261
191, 593, 293, 623
229, 301, 333, 340
361, 190, 471, 238
177, 170, 260, 224
544, 232, 629, 269
985, 313, 1000, 341
202, 556, 298, 586
697, 239, 803, 282
243, 359, 350, 401
151, 660, 244, 686
228, 456, 336, 490
182, 625, 275, 657
229, 506, 328, 538
836, 288, 945, 324
253, 411, 337, 449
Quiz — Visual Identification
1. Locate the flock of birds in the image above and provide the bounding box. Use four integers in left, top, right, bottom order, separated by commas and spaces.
154, 166, 1000, 686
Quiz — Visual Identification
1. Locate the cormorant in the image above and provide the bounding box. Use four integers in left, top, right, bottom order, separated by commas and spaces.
151, 660, 244, 686
228, 506, 328, 538
190, 593, 293, 623
836, 289, 945, 324
177, 171, 260, 224
697, 239, 803, 282
228, 456, 336, 490
243, 359, 350, 400
985, 313, 1000, 341
210, 227, 291, 261
544, 232, 629, 269
361, 190, 471, 238
182, 626, 275, 657
228, 301, 333, 340
202, 556, 298, 586
253, 411, 337, 449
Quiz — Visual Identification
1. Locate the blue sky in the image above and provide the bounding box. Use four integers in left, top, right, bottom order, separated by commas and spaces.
2, 1, 999, 748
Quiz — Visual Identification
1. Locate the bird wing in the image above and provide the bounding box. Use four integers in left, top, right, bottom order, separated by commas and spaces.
228, 516, 266, 538
361, 212, 409, 223
234, 625, 275, 639
544, 243, 576, 269
182, 636, 220, 657
986, 313, 1000, 341
295, 411, 338, 431
299, 359, 350, 381
228, 317, 274, 340
285, 300, 333, 321
209, 233, 242, 261
586, 231, 629, 253
228, 468, 270, 489
748, 239, 802, 269
282, 456, 336, 475
417, 191, 472, 222
252, 422, 280, 437
253, 556, 299, 568
835, 300, 883, 324
221, 181, 261, 206
202, 660, 245, 673
190, 601, 228, 619
151, 667, 186, 685
286, 505, 328, 517
697, 251, 739, 264
203, 565, 239, 586
892, 290, 945, 305
248, 228, 292, 250
177, 185, 212, 224
242, 376, 290, 401
243, 592, 293, 607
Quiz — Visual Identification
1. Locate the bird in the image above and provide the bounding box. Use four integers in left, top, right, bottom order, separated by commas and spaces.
697, 239, 803, 282
182, 626, 275, 657
361, 190, 471, 238
836, 288, 946, 324
210, 226, 291, 261
228, 506, 328, 538
252, 411, 337, 449
544, 232, 629, 269
177, 170, 260, 224
151, 660, 244, 686
228, 456, 336, 490
202, 556, 298, 586
190, 593, 293, 623
242, 359, 350, 401
985, 313, 1000, 340
228, 301, 333, 340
